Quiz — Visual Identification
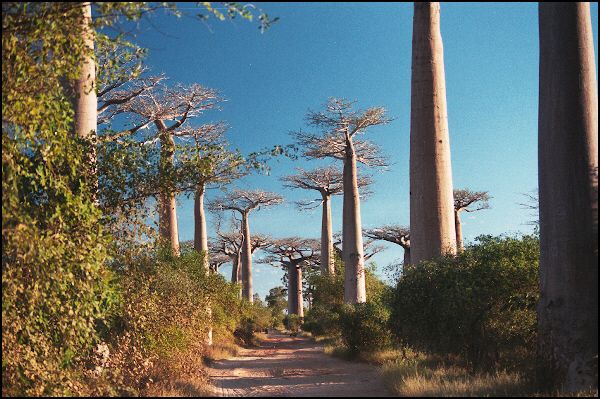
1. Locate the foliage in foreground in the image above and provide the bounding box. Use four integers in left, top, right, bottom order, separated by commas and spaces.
92, 248, 271, 396
2, 3, 114, 395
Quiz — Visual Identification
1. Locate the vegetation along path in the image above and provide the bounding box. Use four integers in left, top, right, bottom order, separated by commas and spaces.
208, 331, 391, 397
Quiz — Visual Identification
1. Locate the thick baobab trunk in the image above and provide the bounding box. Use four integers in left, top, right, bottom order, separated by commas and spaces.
241, 213, 253, 302
402, 246, 411, 267
75, 3, 96, 140
342, 136, 366, 303
193, 183, 212, 345
75, 3, 98, 197
194, 183, 209, 269
409, 2, 457, 266
231, 254, 240, 283
320, 193, 335, 274
538, 3, 598, 391
287, 262, 304, 319
454, 210, 464, 252
157, 122, 180, 256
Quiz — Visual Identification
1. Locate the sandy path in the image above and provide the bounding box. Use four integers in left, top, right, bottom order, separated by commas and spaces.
207, 331, 391, 397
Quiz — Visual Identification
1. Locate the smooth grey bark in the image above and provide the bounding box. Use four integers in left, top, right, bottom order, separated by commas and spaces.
409, 2, 457, 266
538, 2, 598, 392
343, 137, 366, 303
230, 253, 241, 283
454, 210, 464, 252
287, 261, 304, 320
193, 183, 212, 345
194, 183, 209, 269
75, 3, 96, 140
403, 247, 411, 267
241, 213, 253, 302
227, 250, 242, 298
321, 193, 335, 274
157, 121, 180, 256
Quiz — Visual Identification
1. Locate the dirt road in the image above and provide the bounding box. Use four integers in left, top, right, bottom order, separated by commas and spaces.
208, 331, 391, 397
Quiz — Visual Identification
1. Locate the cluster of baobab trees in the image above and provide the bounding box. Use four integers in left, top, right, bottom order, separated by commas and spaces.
71, 1, 596, 392
404, 2, 597, 392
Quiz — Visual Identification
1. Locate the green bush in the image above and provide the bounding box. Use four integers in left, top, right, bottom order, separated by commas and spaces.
389, 235, 539, 369
303, 257, 395, 356
2, 4, 116, 395
339, 301, 393, 354
283, 314, 302, 334
302, 304, 342, 337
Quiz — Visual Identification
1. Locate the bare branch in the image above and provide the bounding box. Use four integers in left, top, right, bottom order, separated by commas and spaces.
207, 189, 284, 215
454, 189, 491, 213
364, 225, 410, 249
259, 237, 320, 269
292, 97, 391, 168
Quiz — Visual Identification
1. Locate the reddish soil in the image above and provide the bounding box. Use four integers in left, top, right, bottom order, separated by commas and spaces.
208, 331, 391, 397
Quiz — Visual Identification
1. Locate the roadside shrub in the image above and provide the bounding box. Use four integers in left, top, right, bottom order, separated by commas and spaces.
339, 301, 393, 354
390, 235, 539, 369
100, 247, 242, 394
302, 304, 342, 337
234, 300, 272, 346
283, 314, 302, 334
305, 256, 393, 343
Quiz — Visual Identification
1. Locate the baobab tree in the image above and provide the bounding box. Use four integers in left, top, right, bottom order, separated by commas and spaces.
174, 124, 247, 269
74, 3, 96, 141
538, 2, 598, 391
208, 252, 230, 274
214, 225, 271, 288
409, 2, 457, 266
208, 189, 283, 302
260, 238, 320, 320
123, 82, 222, 255
453, 189, 491, 251
293, 98, 390, 303
281, 166, 372, 275
364, 225, 411, 266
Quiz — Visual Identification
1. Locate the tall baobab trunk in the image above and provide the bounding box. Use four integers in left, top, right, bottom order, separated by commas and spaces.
402, 246, 411, 267
75, 3, 96, 141
538, 3, 598, 391
228, 250, 242, 298
287, 262, 304, 319
454, 210, 464, 252
75, 3, 98, 197
194, 183, 209, 269
231, 253, 240, 283
320, 193, 335, 274
193, 183, 212, 345
241, 213, 253, 302
409, 2, 457, 266
157, 122, 180, 256
342, 136, 366, 303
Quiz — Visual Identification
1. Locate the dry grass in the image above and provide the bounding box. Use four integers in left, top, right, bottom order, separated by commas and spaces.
381, 359, 529, 397
146, 379, 215, 397
380, 353, 599, 397
358, 348, 403, 365
203, 342, 240, 363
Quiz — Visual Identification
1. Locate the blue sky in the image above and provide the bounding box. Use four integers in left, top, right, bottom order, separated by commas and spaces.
122, 2, 598, 301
